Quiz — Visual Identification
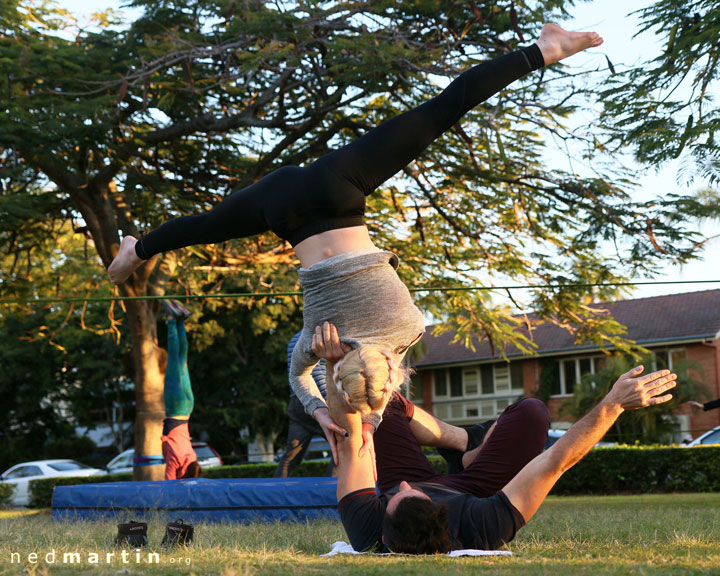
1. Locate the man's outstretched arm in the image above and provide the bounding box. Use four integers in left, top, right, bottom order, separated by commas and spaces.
503, 366, 677, 523
311, 323, 376, 501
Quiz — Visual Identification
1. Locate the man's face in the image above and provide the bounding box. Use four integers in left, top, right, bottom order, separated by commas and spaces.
385, 481, 431, 515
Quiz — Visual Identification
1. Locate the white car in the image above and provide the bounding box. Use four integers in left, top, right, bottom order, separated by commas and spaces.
684, 425, 720, 447
0, 460, 106, 506
106, 442, 223, 475
545, 429, 615, 449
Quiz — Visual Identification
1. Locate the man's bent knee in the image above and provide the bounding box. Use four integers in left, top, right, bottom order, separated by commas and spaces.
513, 397, 550, 432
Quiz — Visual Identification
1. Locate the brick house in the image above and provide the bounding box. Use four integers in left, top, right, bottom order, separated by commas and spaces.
409, 289, 720, 441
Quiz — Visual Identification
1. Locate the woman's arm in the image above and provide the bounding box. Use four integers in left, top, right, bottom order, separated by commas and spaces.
288, 334, 328, 416
289, 334, 347, 463
704, 397, 720, 411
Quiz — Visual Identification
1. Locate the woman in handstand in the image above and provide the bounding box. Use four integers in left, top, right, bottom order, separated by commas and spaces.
109, 24, 602, 456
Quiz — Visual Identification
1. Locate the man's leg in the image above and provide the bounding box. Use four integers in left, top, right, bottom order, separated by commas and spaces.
435, 398, 550, 498
374, 393, 438, 493
274, 397, 316, 478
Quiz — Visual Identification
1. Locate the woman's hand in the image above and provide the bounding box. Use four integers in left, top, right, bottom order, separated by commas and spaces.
312, 322, 351, 362
313, 406, 347, 466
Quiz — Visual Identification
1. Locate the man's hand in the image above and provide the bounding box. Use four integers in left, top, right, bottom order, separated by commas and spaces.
313, 407, 347, 466
604, 366, 677, 411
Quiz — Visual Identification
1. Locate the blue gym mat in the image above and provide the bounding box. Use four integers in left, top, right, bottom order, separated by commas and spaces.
51, 477, 340, 523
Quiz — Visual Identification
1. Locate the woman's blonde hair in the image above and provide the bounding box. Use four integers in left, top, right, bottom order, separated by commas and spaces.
333, 345, 405, 415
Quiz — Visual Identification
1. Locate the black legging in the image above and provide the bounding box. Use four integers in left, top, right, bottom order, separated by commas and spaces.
135, 45, 544, 259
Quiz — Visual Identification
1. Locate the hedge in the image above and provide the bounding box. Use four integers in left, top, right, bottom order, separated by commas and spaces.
30, 473, 132, 509
28, 446, 720, 508
203, 459, 338, 479
0, 482, 15, 506
550, 445, 720, 495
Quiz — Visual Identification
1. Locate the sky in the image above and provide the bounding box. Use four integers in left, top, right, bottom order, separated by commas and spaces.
53, 0, 720, 301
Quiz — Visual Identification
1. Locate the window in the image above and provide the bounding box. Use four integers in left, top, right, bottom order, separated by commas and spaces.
511, 362, 524, 391
555, 356, 605, 397
193, 445, 216, 459
563, 361, 577, 395
434, 369, 447, 397
700, 430, 720, 445
433, 362, 524, 402
434, 368, 464, 397
494, 365, 511, 393
653, 348, 686, 371
47, 461, 90, 472
463, 370, 479, 396
11, 466, 43, 478
449, 368, 463, 397
481, 365, 494, 395
3, 467, 26, 480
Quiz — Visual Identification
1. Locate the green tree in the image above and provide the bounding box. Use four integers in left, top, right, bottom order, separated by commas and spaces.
184, 293, 303, 457
600, 1, 720, 184
0, 225, 133, 468
2, 0, 716, 478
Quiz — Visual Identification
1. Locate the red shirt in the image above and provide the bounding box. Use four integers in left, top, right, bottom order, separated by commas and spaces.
161, 422, 197, 480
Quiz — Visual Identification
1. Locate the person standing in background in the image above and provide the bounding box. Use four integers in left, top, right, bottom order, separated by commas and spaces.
275, 331, 336, 478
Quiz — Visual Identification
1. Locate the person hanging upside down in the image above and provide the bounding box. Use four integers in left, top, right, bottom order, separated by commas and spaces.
108, 25, 604, 459
313, 322, 677, 554
161, 299, 202, 480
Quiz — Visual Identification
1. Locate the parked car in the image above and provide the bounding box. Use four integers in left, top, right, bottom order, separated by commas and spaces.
0, 460, 105, 506
684, 425, 720, 447
275, 437, 332, 463
544, 429, 615, 450
105, 442, 223, 475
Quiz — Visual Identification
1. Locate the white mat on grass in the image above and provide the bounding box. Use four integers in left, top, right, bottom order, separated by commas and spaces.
323, 541, 512, 557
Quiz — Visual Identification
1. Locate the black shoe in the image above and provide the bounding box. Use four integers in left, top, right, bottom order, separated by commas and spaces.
437, 446, 465, 475
162, 519, 194, 546
467, 419, 496, 451
438, 419, 496, 475
115, 521, 148, 547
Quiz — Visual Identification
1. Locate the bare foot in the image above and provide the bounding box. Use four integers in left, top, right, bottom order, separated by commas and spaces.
108, 235, 144, 284
536, 23, 603, 66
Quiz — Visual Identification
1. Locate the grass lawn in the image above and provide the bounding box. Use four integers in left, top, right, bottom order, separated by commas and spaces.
1, 493, 718, 575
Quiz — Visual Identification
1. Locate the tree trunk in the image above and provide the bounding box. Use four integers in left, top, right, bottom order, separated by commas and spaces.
126, 298, 166, 480
78, 181, 168, 481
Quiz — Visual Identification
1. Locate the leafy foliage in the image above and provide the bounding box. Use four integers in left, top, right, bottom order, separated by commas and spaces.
0, 483, 15, 506
600, 1, 720, 188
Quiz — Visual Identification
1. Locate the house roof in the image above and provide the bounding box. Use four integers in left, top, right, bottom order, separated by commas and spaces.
414, 289, 720, 368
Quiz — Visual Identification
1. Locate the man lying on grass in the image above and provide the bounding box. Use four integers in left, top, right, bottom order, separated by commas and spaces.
312, 322, 677, 554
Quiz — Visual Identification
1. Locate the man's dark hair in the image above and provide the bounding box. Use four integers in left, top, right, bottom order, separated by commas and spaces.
382, 497, 452, 554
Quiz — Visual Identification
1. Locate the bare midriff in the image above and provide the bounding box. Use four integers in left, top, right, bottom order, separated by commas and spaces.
293, 225, 377, 268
